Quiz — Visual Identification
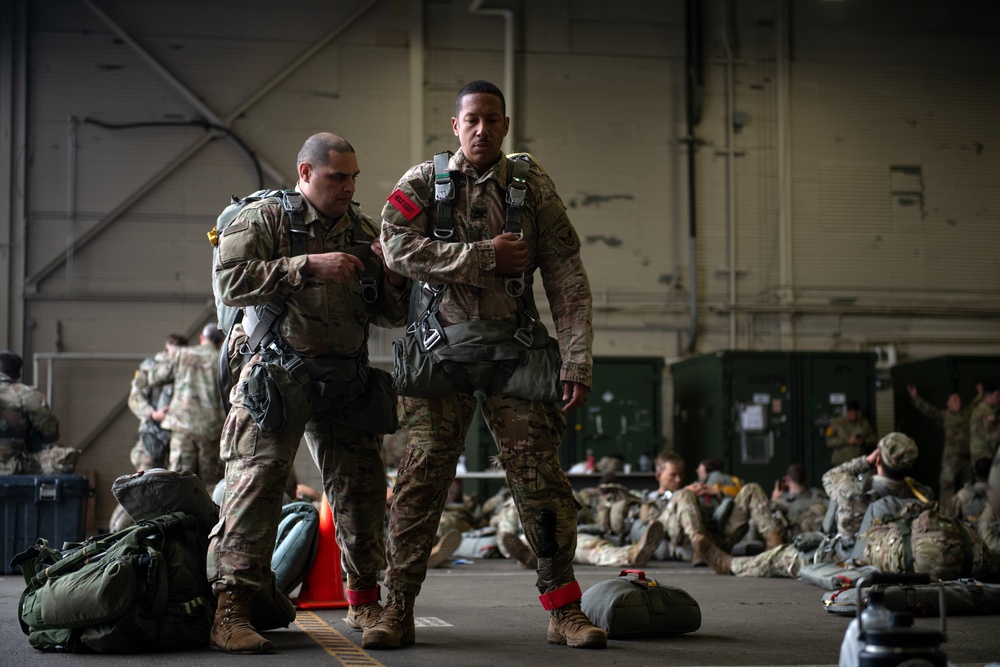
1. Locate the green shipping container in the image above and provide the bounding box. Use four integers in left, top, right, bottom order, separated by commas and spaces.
671, 351, 877, 489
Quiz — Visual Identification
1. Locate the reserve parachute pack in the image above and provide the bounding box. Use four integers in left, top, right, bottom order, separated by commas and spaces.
11, 511, 213, 653
392, 151, 563, 403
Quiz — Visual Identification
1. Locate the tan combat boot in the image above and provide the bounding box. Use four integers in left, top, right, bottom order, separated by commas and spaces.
210, 586, 273, 654
500, 531, 538, 569
692, 534, 733, 575
764, 529, 785, 551
627, 521, 664, 567
426, 529, 462, 569
547, 600, 608, 649
361, 589, 416, 650
344, 580, 382, 632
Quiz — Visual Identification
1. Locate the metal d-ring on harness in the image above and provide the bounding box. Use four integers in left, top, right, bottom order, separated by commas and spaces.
409, 152, 538, 396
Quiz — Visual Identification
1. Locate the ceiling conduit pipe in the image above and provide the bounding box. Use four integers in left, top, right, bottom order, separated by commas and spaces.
684, 0, 704, 354
469, 0, 516, 153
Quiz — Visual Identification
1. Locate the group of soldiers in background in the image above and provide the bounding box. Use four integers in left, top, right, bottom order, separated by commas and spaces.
419, 382, 1000, 588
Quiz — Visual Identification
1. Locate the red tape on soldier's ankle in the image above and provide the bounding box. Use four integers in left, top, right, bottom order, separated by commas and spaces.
538, 581, 582, 610
345, 586, 380, 605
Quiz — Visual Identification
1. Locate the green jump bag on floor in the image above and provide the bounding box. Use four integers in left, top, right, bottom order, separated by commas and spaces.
581, 569, 701, 638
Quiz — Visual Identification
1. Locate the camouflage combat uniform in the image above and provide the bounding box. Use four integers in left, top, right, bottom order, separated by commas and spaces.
950, 480, 989, 524
825, 414, 877, 466
380, 148, 593, 603
147, 342, 225, 485
0, 372, 60, 474
127, 351, 172, 470
660, 481, 781, 553
209, 193, 409, 597
822, 455, 934, 549
911, 393, 975, 506
771, 486, 829, 537
969, 400, 1000, 465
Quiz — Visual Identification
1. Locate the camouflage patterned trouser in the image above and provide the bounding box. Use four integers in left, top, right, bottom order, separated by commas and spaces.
168, 430, 224, 486
576, 533, 631, 566
980, 505, 1000, 552
661, 483, 780, 552
938, 451, 973, 509
207, 360, 387, 594
731, 544, 805, 578
385, 392, 580, 597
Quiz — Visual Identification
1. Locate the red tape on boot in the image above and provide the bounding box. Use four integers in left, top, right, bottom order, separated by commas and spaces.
538, 581, 582, 611
345, 585, 380, 606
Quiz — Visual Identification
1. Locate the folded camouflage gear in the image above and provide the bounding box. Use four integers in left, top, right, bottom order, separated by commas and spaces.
581, 569, 701, 638
863, 503, 990, 581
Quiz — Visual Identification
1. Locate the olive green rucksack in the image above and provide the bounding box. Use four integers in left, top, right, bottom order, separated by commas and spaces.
11, 511, 213, 653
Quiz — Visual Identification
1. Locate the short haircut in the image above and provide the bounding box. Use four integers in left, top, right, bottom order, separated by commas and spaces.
455, 80, 506, 117
0, 351, 22, 380
699, 457, 724, 474
982, 381, 999, 394
296, 132, 355, 170
846, 399, 861, 411
166, 333, 189, 347
785, 462, 807, 485
656, 450, 684, 472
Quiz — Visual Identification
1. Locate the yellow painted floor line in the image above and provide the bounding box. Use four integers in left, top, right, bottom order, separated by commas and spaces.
294, 611, 386, 667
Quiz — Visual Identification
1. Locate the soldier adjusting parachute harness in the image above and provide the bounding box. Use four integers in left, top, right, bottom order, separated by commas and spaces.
404, 151, 549, 398
208, 190, 377, 409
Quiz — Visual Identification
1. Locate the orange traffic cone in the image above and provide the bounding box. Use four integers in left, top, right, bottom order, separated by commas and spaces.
292, 494, 349, 609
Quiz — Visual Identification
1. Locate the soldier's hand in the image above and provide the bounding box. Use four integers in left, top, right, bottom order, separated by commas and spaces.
562, 381, 589, 413
493, 232, 529, 274
305, 252, 366, 283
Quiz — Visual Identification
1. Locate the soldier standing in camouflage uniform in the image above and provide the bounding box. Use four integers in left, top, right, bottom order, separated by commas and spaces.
147, 325, 225, 486
907, 383, 979, 507
969, 382, 1000, 464
825, 399, 877, 467
0, 351, 60, 474
127, 333, 188, 471
365, 80, 607, 651
208, 133, 410, 654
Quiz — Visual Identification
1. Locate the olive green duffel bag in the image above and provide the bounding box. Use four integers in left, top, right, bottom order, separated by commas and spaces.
581, 569, 702, 638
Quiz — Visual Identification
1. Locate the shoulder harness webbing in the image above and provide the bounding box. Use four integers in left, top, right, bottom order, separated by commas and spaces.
409, 152, 539, 397
243, 194, 375, 359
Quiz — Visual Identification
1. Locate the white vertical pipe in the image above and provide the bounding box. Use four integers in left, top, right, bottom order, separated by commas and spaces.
469, 1, 516, 154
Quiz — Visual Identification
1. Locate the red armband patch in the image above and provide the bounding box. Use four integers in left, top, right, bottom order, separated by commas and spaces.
388, 189, 420, 221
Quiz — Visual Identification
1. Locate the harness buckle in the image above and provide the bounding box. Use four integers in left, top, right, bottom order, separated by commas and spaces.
432, 227, 455, 240
359, 277, 378, 304
513, 325, 534, 348
504, 276, 526, 298
422, 327, 442, 350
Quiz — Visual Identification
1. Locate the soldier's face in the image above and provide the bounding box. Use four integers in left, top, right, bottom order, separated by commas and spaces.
298, 149, 359, 219
946, 393, 961, 412
452, 93, 509, 174
658, 462, 684, 492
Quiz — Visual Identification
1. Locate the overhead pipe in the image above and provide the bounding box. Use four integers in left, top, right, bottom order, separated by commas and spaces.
684, 0, 704, 354
469, 0, 516, 154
